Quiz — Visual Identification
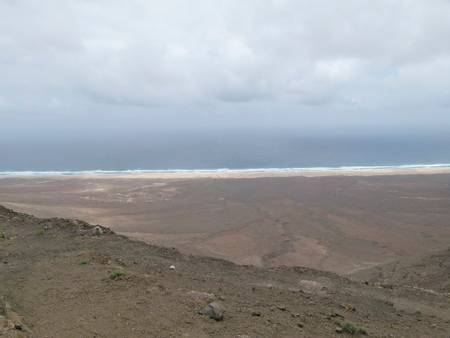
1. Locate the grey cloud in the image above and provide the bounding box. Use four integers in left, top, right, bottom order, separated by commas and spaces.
1, 0, 450, 130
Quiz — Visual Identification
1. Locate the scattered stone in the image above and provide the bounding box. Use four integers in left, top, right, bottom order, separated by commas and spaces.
115, 258, 126, 266
331, 311, 345, 318
299, 280, 326, 294
340, 303, 356, 312
380, 282, 394, 289
276, 305, 287, 311
93, 226, 103, 236
90, 225, 112, 236
199, 302, 224, 321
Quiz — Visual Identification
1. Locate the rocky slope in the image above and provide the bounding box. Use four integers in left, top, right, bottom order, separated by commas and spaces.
1, 205, 449, 337
353, 247, 450, 294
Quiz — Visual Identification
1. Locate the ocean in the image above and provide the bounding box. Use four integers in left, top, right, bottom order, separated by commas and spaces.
2, 129, 450, 174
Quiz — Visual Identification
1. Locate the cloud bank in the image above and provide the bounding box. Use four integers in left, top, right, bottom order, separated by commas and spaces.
1, 0, 450, 131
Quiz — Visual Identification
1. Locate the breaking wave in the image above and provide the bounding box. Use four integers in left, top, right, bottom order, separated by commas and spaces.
1, 163, 450, 176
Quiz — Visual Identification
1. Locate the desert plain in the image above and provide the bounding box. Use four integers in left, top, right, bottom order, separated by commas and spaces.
1, 169, 450, 275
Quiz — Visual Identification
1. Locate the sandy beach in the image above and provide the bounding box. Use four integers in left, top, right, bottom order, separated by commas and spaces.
2, 165, 450, 180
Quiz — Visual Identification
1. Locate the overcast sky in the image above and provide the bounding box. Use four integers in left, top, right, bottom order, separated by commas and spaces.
1, 0, 450, 136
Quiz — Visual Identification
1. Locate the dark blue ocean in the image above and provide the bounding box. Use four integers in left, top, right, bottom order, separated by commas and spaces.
2, 129, 450, 172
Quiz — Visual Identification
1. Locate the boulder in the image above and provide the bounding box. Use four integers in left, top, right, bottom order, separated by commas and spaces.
199, 302, 224, 321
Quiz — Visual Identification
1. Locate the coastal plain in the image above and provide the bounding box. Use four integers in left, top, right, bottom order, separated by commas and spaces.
1, 170, 450, 275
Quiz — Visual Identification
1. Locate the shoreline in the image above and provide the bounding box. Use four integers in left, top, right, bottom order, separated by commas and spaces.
1, 164, 450, 179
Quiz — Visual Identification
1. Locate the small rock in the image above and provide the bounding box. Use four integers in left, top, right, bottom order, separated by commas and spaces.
340, 303, 356, 312
251, 311, 261, 317
276, 305, 287, 311
380, 282, 394, 289
336, 327, 343, 333
93, 226, 103, 236
297, 323, 304, 328
199, 302, 224, 321
331, 311, 345, 318
169, 265, 176, 270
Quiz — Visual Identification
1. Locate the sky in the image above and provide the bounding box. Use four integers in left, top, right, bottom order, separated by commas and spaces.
1, 0, 450, 138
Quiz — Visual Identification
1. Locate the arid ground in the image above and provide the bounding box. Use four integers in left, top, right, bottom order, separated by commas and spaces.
1, 173, 450, 275
1, 205, 450, 337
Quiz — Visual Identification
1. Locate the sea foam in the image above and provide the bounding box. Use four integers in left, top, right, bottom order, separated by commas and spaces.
1, 163, 450, 177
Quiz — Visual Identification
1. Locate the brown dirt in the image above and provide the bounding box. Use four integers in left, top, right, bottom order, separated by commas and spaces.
1, 205, 450, 337
353, 247, 450, 294
1, 175, 450, 275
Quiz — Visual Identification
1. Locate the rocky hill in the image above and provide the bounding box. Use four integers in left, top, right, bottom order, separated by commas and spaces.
1, 205, 449, 337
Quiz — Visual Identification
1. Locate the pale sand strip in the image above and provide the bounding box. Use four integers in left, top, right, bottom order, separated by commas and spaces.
120, 167, 450, 179
3, 166, 450, 179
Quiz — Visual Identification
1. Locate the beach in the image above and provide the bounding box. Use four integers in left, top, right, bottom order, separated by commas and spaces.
1, 164, 450, 179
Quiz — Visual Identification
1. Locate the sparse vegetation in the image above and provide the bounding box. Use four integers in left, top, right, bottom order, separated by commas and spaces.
37, 229, 44, 236
110, 271, 125, 280
79, 260, 89, 266
341, 322, 367, 335
0, 230, 5, 240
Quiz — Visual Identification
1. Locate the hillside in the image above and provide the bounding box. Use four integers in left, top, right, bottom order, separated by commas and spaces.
1, 205, 450, 337
353, 248, 450, 294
